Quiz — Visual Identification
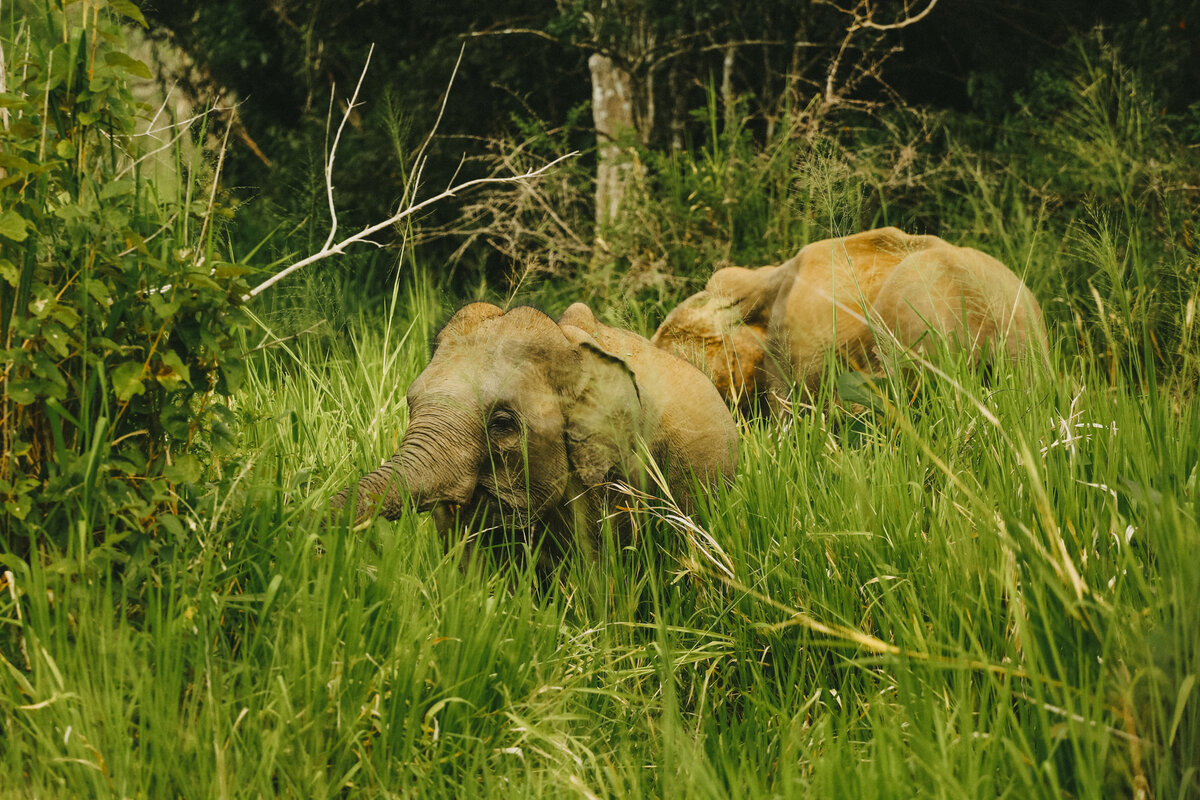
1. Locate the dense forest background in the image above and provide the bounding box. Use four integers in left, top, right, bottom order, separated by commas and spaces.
139, 0, 1200, 295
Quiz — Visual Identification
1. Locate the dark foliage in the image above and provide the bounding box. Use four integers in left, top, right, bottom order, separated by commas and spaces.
887, 0, 1199, 116
140, 0, 1199, 296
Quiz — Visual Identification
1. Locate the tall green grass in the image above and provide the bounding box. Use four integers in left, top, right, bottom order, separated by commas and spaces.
2, 271, 1196, 797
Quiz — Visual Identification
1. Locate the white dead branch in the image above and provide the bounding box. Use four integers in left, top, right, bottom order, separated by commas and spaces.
244, 44, 579, 302
244, 153, 579, 301
820, 0, 941, 110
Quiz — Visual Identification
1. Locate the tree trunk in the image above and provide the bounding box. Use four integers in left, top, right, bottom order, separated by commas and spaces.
589, 52, 637, 229
668, 56, 689, 151
721, 45, 738, 128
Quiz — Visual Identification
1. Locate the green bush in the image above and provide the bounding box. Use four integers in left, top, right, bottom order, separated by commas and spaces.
0, 0, 252, 559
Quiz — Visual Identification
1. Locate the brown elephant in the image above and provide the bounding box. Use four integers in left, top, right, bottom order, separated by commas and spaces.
651, 227, 1048, 410
330, 301, 738, 564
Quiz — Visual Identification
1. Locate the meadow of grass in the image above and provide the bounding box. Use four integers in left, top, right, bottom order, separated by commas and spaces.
2, 258, 1197, 797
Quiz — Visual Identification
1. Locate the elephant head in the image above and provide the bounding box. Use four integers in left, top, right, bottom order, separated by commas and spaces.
650, 264, 785, 411
330, 301, 737, 559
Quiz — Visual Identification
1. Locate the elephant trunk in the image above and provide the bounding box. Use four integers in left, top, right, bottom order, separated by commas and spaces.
330, 406, 482, 525
329, 453, 410, 524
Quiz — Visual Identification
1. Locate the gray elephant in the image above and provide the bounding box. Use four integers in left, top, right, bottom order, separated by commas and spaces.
330, 301, 738, 564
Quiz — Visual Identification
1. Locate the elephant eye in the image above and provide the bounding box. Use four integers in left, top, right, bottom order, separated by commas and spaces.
487, 408, 520, 438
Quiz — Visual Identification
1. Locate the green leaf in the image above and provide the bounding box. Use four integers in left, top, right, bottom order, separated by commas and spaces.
43, 323, 72, 358
55, 139, 77, 159
159, 513, 185, 539
108, 0, 149, 27
183, 272, 223, 291
0, 153, 40, 171
836, 371, 888, 413
0, 258, 18, 287
112, 361, 146, 402
218, 358, 246, 394
121, 230, 148, 254
0, 92, 30, 110
32, 352, 67, 399
159, 405, 190, 440
149, 292, 181, 319
50, 304, 81, 327
0, 209, 30, 242
164, 454, 201, 485
99, 179, 134, 200
52, 202, 88, 222
212, 263, 257, 279
4, 494, 32, 521
3, 348, 31, 369
103, 51, 152, 80
7, 120, 38, 139
210, 418, 236, 454
90, 336, 125, 354
155, 350, 191, 390
85, 278, 113, 307
7, 379, 36, 405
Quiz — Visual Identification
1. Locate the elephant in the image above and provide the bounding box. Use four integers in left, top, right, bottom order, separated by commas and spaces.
330, 301, 738, 566
651, 227, 1048, 411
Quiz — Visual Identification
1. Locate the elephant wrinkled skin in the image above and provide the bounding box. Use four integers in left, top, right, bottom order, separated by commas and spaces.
652, 227, 1048, 410
330, 302, 738, 563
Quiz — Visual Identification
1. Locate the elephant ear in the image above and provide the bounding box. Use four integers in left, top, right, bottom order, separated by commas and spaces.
559, 325, 643, 487
433, 302, 504, 352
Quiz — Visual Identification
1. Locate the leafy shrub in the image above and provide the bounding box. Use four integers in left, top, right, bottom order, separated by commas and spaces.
0, 0, 252, 559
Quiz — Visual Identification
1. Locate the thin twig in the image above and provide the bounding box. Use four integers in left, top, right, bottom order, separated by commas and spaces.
404, 44, 465, 211
196, 108, 234, 253
858, 0, 940, 31
0, 34, 10, 131
466, 26, 563, 44
322, 44, 375, 252
820, 0, 941, 108
244, 151, 579, 300
116, 213, 178, 258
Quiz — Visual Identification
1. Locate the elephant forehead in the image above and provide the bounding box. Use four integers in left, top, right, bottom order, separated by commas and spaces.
417, 343, 566, 406
657, 292, 743, 338
470, 334, 574, 374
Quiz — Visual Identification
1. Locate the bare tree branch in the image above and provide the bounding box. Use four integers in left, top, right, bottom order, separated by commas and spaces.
465, 25, 806, 76
404, 45, 465, 210
466, 26, 563, 45
321, 44, 374, 252
858, 0, 941, 31
819, 0, 941, 111
245, 152, 579, 301
244, 44, 582, 302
